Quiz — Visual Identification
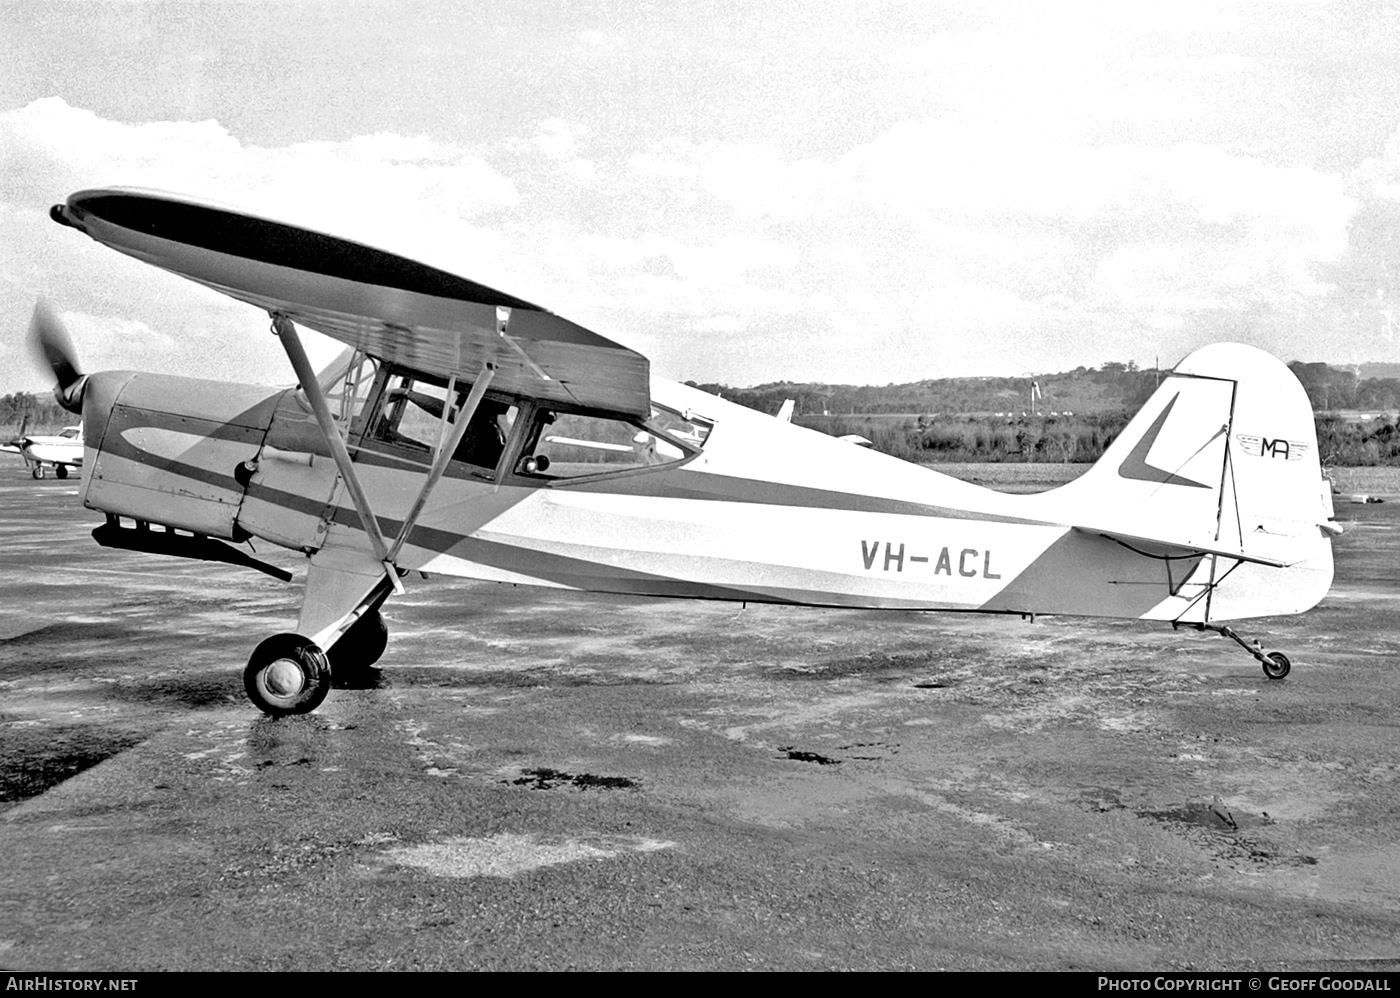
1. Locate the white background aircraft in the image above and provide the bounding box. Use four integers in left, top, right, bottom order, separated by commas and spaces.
34, 188, 1340, 716
1, 417, 84, 480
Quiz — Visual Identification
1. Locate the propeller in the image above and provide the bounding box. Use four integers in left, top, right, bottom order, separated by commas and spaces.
28, 300, 87, 413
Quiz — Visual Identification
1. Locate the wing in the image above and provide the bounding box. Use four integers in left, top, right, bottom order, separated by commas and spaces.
51, 188, 651, 417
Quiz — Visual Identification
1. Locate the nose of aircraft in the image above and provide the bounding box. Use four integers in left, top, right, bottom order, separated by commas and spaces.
79, 370, 138, 449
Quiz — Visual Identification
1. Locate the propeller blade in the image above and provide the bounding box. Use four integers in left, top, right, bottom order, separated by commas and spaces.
28, 300, 85, 412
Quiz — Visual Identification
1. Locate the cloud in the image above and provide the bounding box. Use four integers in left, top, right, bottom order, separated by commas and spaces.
0, 97, 523, 391
1316, 121, 1400, 348
617, 121, 1354, 342
0, 97, 519, 256
527, 119, 596, 184
0, 93, 1382, 394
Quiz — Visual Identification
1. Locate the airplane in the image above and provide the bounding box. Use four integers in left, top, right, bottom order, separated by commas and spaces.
2, 423, 84, 479
33, 187, 1339, 717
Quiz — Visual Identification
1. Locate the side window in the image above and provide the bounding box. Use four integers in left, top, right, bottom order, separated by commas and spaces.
644, 406, 712, 450
451, 398, 518, 472
371, 376, 450, 452
318, 349, 379, 433
515, 406, 708, 480
368, 373, 518, 475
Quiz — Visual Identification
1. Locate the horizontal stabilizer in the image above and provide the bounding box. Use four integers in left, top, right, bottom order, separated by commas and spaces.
1072, 526, 1291, 568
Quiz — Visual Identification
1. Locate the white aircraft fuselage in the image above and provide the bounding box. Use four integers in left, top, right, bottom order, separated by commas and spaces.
74, 348, 1334, 640
42, 186, 1337, 714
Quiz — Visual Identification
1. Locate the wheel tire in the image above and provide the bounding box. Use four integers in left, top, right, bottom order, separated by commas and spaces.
329, 610, 388, 670
329, 611, 389, 688
244, 633, 332, 716
32, 466, 44, 479
1262, 651, 1291, 680
55, 464, 68, 480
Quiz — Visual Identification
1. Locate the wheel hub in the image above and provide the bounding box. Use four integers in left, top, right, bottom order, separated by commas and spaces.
264, 659, 304, 698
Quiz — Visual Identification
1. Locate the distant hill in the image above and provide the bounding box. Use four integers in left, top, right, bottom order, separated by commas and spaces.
686, 362, 1163, 418
691, 361, 1400, 418
1359, 362, 1400, 380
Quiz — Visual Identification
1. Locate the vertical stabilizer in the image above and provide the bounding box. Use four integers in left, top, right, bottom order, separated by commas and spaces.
1039, 343, 1335, 621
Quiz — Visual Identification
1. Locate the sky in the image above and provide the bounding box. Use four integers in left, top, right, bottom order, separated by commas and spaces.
1, 1, 1399, 396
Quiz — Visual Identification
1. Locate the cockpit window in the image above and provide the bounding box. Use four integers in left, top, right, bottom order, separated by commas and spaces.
368, 373, 518, 476
371, 376, 447, 451
453, 397, 516, 470
514, 404, 710, 480
644, 405, 712, 450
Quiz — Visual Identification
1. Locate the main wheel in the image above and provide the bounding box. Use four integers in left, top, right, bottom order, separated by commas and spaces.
329, 610, 388, 688
244, 633, 332, 716
1262, 651, 1291, 680
55, 464, 68, 480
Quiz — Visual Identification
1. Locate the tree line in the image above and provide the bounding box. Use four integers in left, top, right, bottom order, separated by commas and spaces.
689, 360, 1400, 418
793, 411, 1400, 467
0, 392, 66, 434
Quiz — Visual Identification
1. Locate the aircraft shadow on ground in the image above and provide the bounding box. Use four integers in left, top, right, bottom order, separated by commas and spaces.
0, 720, 151, 808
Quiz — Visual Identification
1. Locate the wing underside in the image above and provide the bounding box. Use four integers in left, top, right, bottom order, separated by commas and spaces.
53, 188, 651, 417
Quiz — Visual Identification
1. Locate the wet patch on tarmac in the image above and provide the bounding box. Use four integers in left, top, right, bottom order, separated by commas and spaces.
778, 647, 982, 681
505, 767, 638, 790
1078, 787, 1325, 870
837, 740, 899, 760
1138, 799, 1247, 833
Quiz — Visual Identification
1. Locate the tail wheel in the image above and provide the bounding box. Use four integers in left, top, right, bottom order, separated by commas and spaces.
244, 633, 331, 716
1262, 651, 1291, 680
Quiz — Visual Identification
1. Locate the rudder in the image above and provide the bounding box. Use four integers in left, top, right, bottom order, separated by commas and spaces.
1041, 343, 1335, 621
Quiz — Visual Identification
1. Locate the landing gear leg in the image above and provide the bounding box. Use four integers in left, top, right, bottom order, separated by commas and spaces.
1179, 622, 1291, 680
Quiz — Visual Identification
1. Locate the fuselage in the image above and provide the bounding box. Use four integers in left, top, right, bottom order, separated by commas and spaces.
72, 361, 1318, 625
21, 426, 83, 466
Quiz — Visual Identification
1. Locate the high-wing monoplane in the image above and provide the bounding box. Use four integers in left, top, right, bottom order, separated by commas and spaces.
1, 409, 84, 480
37, 188, 1340, 716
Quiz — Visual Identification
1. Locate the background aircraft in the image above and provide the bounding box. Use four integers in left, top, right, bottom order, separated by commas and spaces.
33, 188, 1340, 716
1, 414, 83, 479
